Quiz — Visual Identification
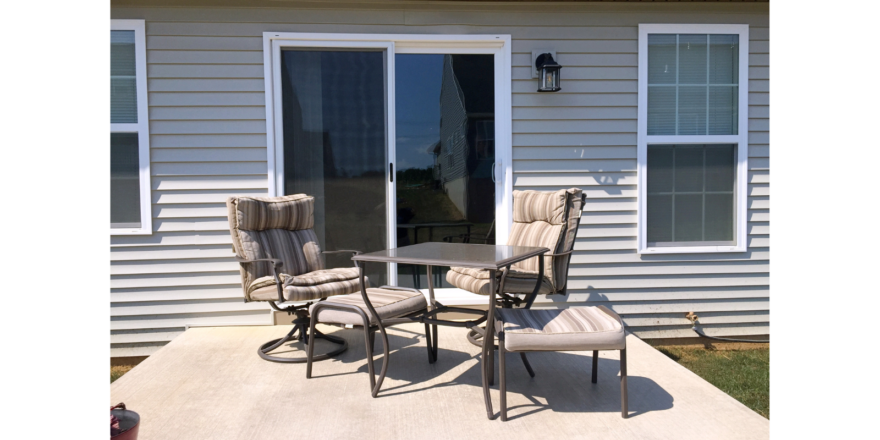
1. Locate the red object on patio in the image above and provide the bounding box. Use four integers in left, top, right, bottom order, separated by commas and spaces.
111, 403, 139, 440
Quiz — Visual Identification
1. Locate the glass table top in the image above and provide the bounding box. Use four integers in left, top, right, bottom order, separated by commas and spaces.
352, 242, 549, 269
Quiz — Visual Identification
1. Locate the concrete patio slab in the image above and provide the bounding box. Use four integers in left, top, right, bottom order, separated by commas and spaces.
111, 323, 768, 440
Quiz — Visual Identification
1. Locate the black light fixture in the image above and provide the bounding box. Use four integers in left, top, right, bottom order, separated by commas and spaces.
535, 53, 562, 92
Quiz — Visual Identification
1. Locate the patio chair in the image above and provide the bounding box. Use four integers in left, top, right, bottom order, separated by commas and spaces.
495, 306, 627, 421
445, 188, 585, 376
447, 189, 585, 308
226, 194, 365, 363
307, 285, 432, 397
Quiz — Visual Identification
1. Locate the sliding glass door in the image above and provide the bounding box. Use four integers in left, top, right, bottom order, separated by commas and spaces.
278, 48, 389, 285
270, 37, 509, 289
394, 54, 496, 289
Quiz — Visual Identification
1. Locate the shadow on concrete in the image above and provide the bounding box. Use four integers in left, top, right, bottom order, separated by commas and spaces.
306, 326, 674, 420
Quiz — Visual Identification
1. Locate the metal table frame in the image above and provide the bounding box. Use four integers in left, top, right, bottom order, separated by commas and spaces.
351, 242, 549, 419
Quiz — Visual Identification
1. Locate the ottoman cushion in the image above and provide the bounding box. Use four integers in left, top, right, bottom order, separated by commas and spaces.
496, 306, 625, 352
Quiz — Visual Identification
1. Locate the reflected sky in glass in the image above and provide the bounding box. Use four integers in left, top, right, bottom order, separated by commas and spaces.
395, 54, 444, 171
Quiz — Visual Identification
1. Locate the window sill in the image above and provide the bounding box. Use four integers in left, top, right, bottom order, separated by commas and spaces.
639, 245, 746, 254
111, 228, 152, 236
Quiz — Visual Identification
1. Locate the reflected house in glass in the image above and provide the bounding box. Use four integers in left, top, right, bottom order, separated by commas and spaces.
432, 55, 495, 224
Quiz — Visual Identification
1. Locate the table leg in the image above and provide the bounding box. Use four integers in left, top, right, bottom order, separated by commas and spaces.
426, 266, 439, 362
412, 228, 421, 290
482, 269, 497, 419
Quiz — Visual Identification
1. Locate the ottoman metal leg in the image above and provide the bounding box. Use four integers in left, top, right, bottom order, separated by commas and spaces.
591, 350, 599, 383
620, 348, 628, 418
499, 332, 508, 421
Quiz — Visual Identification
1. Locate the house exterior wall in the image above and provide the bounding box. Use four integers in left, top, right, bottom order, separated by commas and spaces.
110, 1, 769, 357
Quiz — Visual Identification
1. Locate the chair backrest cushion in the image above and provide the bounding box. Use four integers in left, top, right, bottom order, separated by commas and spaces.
507, 188, 584, 291
227, 195, 324, 293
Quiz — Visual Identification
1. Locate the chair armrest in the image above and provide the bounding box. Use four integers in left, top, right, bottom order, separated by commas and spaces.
235, 257, 285, 302
235, 256, 283, 268
546, 250, 574, 257
323, 250, 362, 268
322, 250, 362, 256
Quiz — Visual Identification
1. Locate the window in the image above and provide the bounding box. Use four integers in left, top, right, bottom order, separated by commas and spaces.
110, 20, 151, 234
638, 24, 748, 253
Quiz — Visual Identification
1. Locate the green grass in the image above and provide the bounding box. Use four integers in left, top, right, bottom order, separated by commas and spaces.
111, 365, 133, 383
653, 343, 769, 418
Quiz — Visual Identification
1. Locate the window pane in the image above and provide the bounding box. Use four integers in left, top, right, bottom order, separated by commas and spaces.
647, 86, 676, 135
111, 30, 138, 123
705, 145, 736, 191
674, 194, 703, 241
708, 86, 738, 135
705, 193, 734, 241
674, 146, 704, 192
647, 145, 674, 192
647, 144, 736, 245
678, 34, 707, 84
280, 49, 388, 285
678, 86, 707, 135
646, 33, 739, 136
647, 194, 673, 243
709, 34, 739, 84
394, 54, 496, 289
111, 133, 141, 228
648, 34, 677, 84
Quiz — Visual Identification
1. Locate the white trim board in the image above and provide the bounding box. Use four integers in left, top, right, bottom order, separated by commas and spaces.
261, 32, 514, 285
111, 19, 152, 236
636, 24, 749, 254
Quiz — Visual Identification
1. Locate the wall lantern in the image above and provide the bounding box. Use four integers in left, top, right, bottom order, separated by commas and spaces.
535, 53, 562, 92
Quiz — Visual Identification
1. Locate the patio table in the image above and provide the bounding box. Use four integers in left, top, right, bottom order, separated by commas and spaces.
352, 242, 549, 419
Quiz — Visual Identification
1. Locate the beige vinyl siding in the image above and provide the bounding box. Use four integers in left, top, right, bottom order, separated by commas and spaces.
110, 1, 769, 356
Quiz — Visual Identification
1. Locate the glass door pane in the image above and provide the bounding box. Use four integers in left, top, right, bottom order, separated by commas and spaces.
280, 49, 388, 285
394, 54, 495, 289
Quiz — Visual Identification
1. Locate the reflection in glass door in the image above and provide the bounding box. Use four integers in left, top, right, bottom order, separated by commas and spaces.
394, 54, 496, 289
280, 49, 388, 285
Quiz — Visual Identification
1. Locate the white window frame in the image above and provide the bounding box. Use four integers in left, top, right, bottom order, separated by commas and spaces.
110, 19, 152, 235
637, 24, 749, 254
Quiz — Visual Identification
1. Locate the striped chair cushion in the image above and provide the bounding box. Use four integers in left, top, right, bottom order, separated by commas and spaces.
512, 190, 570, 224
227, 194, 329, 298
496, 306, 625, 352
232, 195, 315, 231
310, 287, 427, 326
284, 278, 365, 302
237, 229, 324, 282
445, 266, 553, 296
506, 220, 562, 281
444, 188, 584, 297
508, 188, 584, 290
286, 267, 360, 286
246, 268, 366, 302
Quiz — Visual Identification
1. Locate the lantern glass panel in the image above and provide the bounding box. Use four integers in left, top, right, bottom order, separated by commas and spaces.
541, 68, 559, 91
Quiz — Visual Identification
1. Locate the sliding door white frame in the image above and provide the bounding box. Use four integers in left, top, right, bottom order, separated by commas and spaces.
262, 33, 513, 285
